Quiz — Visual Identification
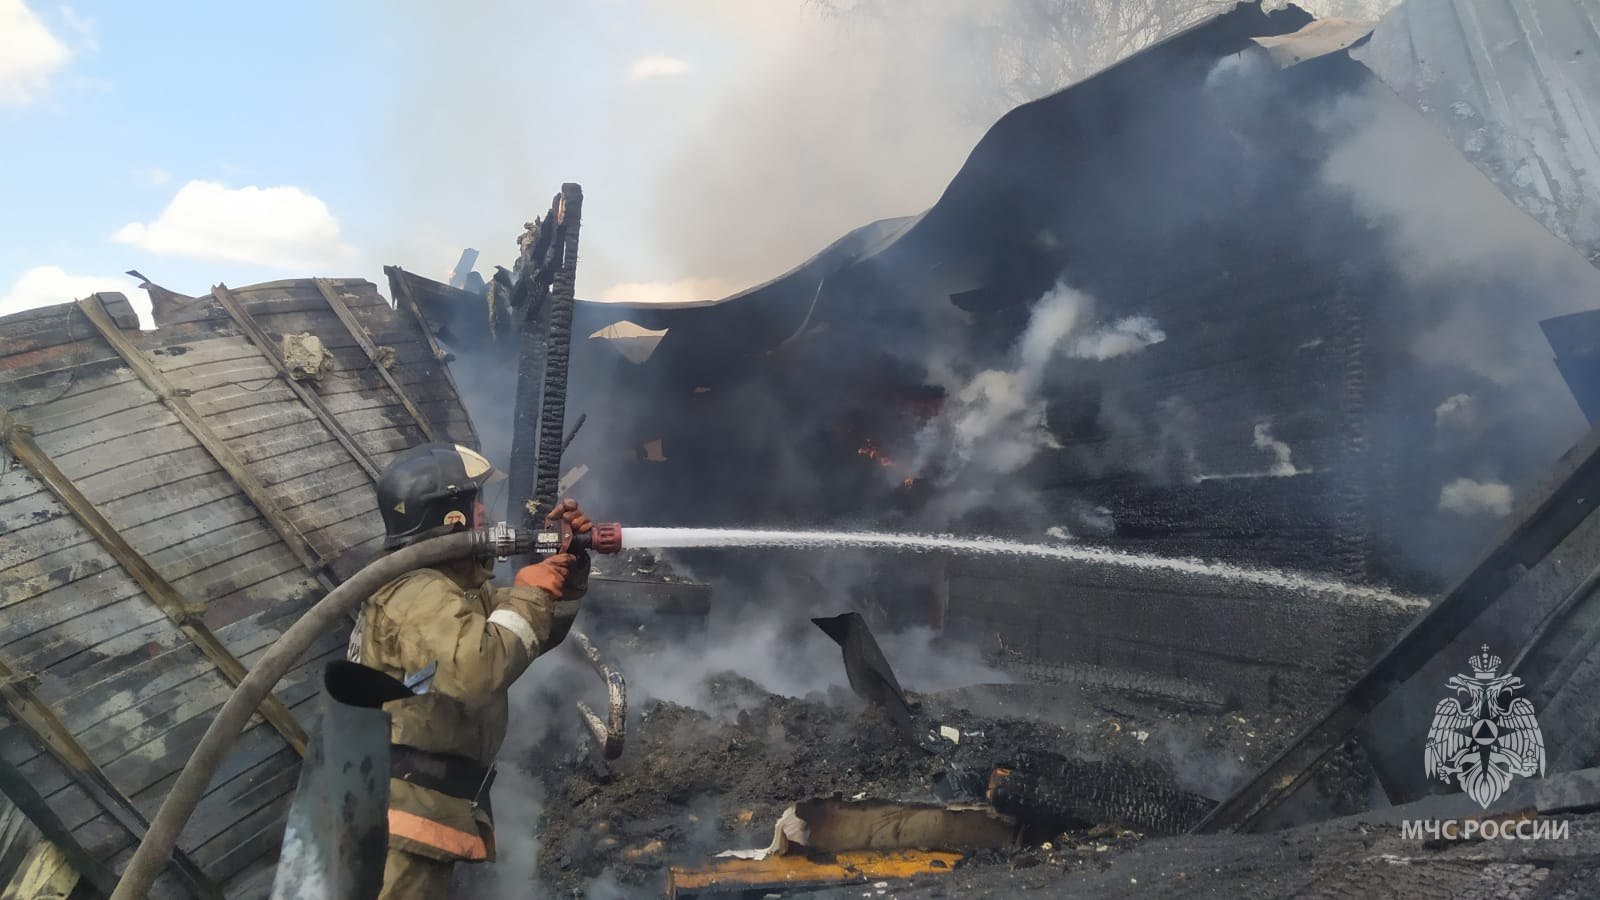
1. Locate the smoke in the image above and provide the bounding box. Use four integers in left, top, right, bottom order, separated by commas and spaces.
1072, 316, 1167, 361
913, 280, 1165, 490
1251, 423, 1302, 477
612, 551, 1011, 714
1438, 478, 1512, 518
1433, 393, 1477, 434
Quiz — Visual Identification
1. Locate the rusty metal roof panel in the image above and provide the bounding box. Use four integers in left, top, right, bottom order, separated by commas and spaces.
1354, 0, 1600, 265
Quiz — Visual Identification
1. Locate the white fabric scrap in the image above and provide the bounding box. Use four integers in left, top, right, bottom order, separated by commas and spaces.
715, 804, 809, 860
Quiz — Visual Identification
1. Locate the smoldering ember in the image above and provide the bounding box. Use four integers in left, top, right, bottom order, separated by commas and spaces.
5, 1, 1600, 898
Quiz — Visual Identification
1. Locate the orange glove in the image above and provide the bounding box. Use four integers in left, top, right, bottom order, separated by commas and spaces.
546, 498, 593, 535
514, 553, 574, 598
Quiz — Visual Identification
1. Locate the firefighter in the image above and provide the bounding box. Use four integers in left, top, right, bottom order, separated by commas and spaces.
349, 442, 594, 898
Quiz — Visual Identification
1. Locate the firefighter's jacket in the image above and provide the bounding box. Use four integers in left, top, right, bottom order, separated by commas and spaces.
348, 556, 585, 862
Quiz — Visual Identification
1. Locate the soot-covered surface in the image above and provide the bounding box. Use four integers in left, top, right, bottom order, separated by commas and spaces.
525, 675, 1317, 897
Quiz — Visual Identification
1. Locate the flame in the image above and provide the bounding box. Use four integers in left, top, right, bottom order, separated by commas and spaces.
857, 440, 896, 467
858, 439, 918, 489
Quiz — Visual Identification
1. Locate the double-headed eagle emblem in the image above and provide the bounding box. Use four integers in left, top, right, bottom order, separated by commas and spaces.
1425, 645, 1545, 808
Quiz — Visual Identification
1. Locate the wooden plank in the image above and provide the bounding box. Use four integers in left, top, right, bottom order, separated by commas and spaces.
0, 570, 142, 650
314, 278, 440, 441
0, 545, 113, 612
0, 655, 224, 899
74, 294, 330, 581
4, 369, 142, 436
0, 517, 91, 574
210, 284, 382, 482
28, 401, 175, 459
0, 753, 120, 896
0, 420, 308, 757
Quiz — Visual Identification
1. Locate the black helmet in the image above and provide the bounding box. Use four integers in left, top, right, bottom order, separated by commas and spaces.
376, 443, 501, 550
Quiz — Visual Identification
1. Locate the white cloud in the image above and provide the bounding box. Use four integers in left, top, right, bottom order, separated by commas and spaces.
114, 180, 360, 271
627, 54, 692, 80
58, 5, 97, 51
135, 166, 173, 186
593, 277, 739, 304
1438, 478, 1513, 518
1, 266, 148, 327
0, 1, 71, 107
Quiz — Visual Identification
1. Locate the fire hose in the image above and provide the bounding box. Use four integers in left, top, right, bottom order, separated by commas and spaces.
112, 522, 624, 900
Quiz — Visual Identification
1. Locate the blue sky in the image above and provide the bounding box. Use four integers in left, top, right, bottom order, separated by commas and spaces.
4, 0, 976, 325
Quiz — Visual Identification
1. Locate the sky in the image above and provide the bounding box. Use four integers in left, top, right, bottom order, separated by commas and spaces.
0, 0, 998, 326
0, 1, 1400, 327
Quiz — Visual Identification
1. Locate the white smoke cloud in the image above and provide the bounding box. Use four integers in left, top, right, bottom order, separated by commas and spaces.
1438, 478, 1512, 518
1434, 393, 1477, 432
917, 280, 1163, 484
1071, 315, 1167, 360
1252, 423, 1301, 477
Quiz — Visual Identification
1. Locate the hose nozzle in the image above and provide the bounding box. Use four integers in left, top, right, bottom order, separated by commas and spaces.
533, 521, 624, 557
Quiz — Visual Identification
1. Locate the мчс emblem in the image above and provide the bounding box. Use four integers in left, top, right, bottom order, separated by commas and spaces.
1425, 645, 1545, 808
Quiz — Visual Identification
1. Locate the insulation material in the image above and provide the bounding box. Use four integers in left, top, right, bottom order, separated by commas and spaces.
280, 332, 333, 383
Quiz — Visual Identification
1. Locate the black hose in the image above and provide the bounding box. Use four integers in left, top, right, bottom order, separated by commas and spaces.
112, 531, 488, 900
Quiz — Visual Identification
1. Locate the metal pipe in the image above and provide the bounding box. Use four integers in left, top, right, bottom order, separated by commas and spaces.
112, 529, 507, 900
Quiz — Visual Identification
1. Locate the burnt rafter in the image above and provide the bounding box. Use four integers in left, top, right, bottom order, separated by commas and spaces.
312, 278, 440, 443
0, 655, 225, 899
0, 411, 310, 757
508, 185, 583, 532
75, 294, 332, 580
211, 284, 382, 482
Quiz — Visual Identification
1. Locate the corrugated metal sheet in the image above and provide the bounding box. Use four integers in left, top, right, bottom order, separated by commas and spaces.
1354, 0, 1600, 265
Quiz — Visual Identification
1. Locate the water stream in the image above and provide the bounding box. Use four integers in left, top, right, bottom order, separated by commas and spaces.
620, 526, 1427, 608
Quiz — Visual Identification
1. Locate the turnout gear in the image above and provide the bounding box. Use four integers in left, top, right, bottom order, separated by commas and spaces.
355, 479, 595, 897
376, 443, 501, 550
515, 553, 576, 597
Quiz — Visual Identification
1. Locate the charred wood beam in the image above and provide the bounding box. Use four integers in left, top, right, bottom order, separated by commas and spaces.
508, 188, 579, 532
1195, 419, 1600, 833
211, 284, 382, 483
312, 278, 440, 443
75, 294, 331, 581
533, 184, 584, 518
0, 656, 224, 899
0, 753, 119, 897
0, 412, 310, 757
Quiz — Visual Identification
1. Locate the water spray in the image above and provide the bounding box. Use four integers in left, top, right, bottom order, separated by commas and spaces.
548, 524, 1423, 609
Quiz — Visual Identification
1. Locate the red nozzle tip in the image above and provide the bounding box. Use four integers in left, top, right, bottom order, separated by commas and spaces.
590, 523, 623, 555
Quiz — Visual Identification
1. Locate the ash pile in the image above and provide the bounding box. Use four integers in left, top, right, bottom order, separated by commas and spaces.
515, 584, 1301, 899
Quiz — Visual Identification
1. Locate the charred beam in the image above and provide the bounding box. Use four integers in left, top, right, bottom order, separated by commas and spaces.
533, 183, 584, 518
0, 656, 224, 899
75, 294, 330, 579
507, 189, 575, 531
0, 753, 119, 897
312, 278, 440, 443
1, 411, 310, 756
211, 284, 381, 483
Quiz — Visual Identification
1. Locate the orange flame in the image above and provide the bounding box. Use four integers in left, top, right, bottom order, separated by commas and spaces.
858, 439, 918, 489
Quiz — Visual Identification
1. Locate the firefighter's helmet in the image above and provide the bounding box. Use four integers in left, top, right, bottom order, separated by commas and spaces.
376, 443, 501, 550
